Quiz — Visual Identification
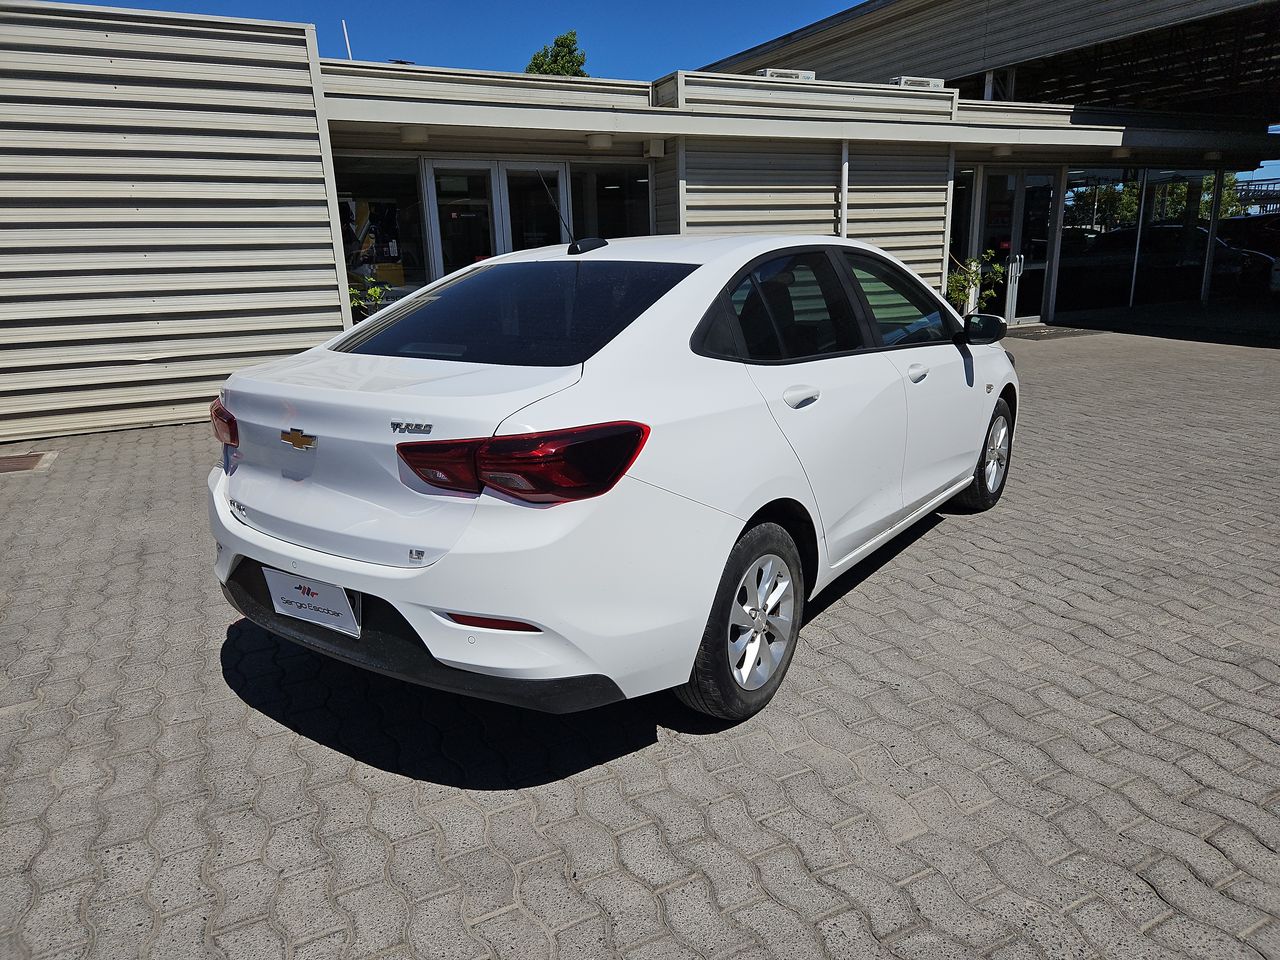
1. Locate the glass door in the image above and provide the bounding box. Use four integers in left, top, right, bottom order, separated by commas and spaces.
1012, 170, 1055, 319
498, 161, 571, 252
425, 162, 499, 277
423, 160, 572, 281
980, 168, 1058, 321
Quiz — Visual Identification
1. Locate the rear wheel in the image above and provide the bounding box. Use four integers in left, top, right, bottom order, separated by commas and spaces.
676, 522, 804, 720
953, 398, 1013, 512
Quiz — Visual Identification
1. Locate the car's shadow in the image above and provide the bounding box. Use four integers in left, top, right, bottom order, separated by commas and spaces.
220, 625, 733, 789
221, 513, 943, 789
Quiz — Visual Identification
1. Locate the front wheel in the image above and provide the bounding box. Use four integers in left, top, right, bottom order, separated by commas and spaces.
953, 397, 1013, 512
675, 522, 805, 720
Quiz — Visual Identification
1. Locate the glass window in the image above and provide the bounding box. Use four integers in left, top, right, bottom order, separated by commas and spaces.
725, 252, 863, 362
335, 156, 428, 313
335, 261, 696, 367
1134, 169, 1214, 306
571, 164, 651, 239
844, 254, 951, 346
1056, 168, 1142, 313
949, 168, 975, 264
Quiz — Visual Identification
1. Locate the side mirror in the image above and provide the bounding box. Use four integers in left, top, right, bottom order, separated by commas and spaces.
963, 313, 1007, 345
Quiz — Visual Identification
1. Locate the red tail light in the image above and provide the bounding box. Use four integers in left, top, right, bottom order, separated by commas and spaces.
397, 421, 649, 504
210, 397, 238, 447
397, 439, 481, 493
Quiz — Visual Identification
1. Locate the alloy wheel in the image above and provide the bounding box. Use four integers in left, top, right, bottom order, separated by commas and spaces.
727, 554, 795, 690
984, 414, 1011, 492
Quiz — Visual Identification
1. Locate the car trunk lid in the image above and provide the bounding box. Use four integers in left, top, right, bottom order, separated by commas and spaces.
222, 348, 579, 567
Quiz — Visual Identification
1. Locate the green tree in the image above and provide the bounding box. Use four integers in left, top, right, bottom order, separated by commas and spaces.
526, 30, 588, 77
1218, 173, 1246, 218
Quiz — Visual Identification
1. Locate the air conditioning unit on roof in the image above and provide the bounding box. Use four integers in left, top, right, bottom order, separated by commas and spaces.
891, 76, 945, 89
755, 68, 816, 81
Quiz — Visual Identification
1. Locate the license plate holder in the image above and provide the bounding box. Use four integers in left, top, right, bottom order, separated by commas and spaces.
261, 567, 361, 638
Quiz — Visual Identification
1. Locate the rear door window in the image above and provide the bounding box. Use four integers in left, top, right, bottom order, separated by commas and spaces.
336, 260, 697, 366
724, 251, 864, 361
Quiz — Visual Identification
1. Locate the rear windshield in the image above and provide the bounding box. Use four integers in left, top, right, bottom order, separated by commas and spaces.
335, 260, 698, 366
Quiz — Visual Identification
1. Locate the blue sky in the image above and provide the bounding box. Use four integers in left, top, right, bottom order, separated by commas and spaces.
103, 0, 855, 79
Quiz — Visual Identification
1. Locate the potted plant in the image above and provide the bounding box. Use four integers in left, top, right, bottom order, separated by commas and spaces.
348, 276, 395, 322
946, 250, 1006, 316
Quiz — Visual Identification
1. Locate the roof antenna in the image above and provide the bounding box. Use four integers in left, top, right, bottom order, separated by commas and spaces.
535, 169, 607, 255
341, 19, 353, 60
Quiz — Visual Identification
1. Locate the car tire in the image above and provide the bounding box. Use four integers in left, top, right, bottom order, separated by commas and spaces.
675, 522, 805, 721
952, 397, 1013, 512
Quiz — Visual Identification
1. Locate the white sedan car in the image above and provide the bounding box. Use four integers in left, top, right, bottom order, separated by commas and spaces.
209, 235, 1017, 720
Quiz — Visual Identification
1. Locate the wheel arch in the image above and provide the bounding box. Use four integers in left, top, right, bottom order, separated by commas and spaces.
999, 382, 1018, 424
741, 498, 820, 599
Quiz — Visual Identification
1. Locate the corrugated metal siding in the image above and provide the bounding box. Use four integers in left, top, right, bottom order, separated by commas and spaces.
683, 140, 840, 235
680, 72, 955, 122
845, 143, 949, 290
705, 0, 1262, 85
322, 61, 653, 111
652, 140, 681, 234
0, 1, 347, 442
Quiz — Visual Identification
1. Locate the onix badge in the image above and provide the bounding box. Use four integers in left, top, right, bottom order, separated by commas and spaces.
280, 428, 317, 450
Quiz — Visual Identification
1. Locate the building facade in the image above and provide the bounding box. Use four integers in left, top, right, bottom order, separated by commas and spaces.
1, 0, 1277, 441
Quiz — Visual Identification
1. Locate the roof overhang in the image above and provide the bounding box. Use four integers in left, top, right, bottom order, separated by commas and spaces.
320, 62, 1280, 163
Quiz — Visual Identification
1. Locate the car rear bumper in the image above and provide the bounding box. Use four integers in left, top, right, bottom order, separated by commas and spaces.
208, 466, 741, 705
221, 558, 624, 712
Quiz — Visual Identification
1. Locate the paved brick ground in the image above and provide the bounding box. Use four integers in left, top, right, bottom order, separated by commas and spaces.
2, 331, 1279, 960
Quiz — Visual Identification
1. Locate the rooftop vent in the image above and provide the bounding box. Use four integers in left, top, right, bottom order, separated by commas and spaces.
755, 68, 816, 81
891, 76, 945, 89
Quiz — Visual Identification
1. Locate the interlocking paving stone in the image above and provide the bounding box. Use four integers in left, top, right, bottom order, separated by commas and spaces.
2, 332, 1279, 958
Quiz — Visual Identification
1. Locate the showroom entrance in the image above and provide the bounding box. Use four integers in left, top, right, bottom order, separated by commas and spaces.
334, 153, 653, 306
950, 166, 1064, 322
426, 160, 572, 276
953, 164, 1231, 324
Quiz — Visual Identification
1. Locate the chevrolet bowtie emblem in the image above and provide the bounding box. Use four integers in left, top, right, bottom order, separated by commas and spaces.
280, 428, 317, 450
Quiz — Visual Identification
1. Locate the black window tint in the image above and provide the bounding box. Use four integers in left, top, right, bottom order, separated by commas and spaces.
728, 275, 783, 359
726, 252, 863, 361
843, 253, 952, 347
695, 302, 741, 359
336, 260, 697, 366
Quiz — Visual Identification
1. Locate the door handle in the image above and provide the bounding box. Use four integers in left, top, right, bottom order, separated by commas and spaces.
782, 385, 820, 409
907, 363, 929, 383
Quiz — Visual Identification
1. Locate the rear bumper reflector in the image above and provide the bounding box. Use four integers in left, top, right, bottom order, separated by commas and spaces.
446, 612, 541, 632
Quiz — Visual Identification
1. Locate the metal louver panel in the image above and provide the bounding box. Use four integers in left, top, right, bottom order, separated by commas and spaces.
0, 1, 349, 442
683, 140, 841, 236
845, 143, 950, 290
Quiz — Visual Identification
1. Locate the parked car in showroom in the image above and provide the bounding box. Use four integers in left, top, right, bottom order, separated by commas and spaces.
1217, 211, 1280, 259
208, 235, 1017, 720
